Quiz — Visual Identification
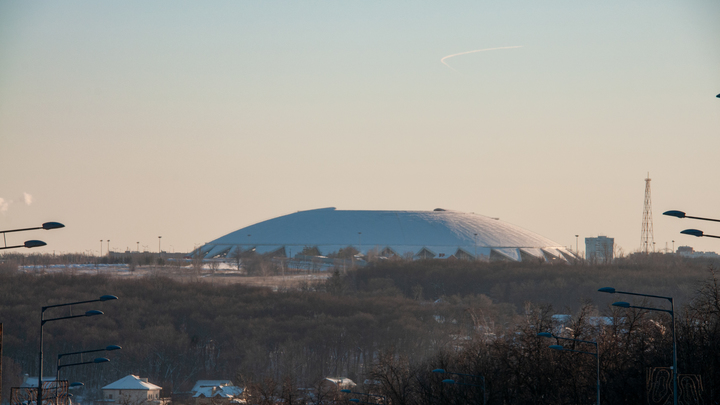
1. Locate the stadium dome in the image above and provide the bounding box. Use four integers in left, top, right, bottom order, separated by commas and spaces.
196, 207, 575, 262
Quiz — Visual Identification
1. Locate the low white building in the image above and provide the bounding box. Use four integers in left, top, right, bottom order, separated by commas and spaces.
101, 375, 168, 405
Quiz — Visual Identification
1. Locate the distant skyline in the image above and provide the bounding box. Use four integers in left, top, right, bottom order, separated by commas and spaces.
1, 1, 719, 255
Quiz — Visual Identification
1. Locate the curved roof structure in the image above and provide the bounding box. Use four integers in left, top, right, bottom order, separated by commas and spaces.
197, 207, 575, 262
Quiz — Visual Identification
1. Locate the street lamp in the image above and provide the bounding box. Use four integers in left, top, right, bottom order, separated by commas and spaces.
679, 229, 720, 239
599, 287, 677, 405
38, 295, 118, 405
55, 355, 112, 405
340, 389, 385, 404
663, 210, 720, 223
432, 368, 485, 404
0, 240, 47, 250
537, 332, 600, 405
664, 211, 720, 239
0, 222, 64, 250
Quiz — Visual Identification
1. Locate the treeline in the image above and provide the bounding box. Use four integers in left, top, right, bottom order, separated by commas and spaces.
0, 272, 501, 403
343, 284, 720, 405
2, 254, 720, 404
243, 272, 720, 404
339, 253, 718, 312
0, 252, 161, 267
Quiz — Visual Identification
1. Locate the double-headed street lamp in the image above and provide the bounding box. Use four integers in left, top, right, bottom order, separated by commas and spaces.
432, 369, 485, 405
57, 345, 121, 383
663, 210, 720, 240
55, 350, 116, 405
38, 295, 118, 405
599, 287, 677, 405
0, 222, 64, 250
537, 332, 600, 405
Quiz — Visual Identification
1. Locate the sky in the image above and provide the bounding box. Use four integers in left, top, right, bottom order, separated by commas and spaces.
1, 0, 719, 256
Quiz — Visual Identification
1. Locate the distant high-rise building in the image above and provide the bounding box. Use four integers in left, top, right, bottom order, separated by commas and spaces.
586, 236, 614, 264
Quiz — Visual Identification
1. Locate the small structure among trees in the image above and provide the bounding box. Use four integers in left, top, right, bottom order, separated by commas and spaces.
190, 380, 244, 405
101, 375, 168, 405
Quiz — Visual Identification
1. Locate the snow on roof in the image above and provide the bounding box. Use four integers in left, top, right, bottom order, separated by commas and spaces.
191, 380, 234, 393
193, 386, 244, 398
323, 377, 356, 387
200, 208, 574, 262
102, 375, 162, 391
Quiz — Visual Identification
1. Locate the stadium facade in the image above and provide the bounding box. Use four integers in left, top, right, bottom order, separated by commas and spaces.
196, 207, 575, 262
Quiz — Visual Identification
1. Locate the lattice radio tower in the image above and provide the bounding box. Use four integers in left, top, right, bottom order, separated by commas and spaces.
641, 173, 655, 253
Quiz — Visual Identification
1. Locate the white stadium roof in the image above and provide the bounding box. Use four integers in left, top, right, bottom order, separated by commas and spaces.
197, 207, 575, 262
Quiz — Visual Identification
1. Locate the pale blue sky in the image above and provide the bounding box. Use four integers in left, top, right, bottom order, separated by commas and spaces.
1, 1, 719, 255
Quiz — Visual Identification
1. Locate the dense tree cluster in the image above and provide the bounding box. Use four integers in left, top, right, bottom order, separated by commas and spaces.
1, 254, 720, 404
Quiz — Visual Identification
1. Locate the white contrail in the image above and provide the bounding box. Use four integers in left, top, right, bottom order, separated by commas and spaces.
441, 46, 523, 71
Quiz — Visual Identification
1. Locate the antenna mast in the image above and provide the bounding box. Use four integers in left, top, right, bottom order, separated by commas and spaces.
641, 173, 655, 253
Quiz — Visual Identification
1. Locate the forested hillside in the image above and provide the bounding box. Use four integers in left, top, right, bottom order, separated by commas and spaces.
1, 254, 719, 404
344, 253, 715, 311
0, 271, 507, 402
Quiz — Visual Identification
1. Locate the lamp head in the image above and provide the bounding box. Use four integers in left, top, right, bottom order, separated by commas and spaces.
69, 382, 84, 388
24, 240, 47, 248
106, 345, 122, 351
612, 301, 631, 308
340, 389, 351, 393
93, 357, 110, 364
441, 379, 456, 384
537, 332, 553, 338
42, 222, 65, 230
598, 287, 615, 294
100, 295, 118, 301
681, 229, 704, 237
432, 369, 446, 374
85, 310, 104, 317
663, 210, 686, 219
549, 345, 564, 350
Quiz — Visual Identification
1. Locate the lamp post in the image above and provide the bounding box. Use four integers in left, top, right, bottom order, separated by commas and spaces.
575, 235, 579, 256
57, 345, 121, 377
679, 229, 720, 239
0, 240, 47, 250
432, 369, 485, 405
38, 295, 118, 405
0, 222, 64, 250
599, 287, 677, 405
664, 211, 720, 240
538, 332, 600, 405
474, 233, 478, 259
663, 210, 720, 223
340, 389, 385, 404
55, 354, 113, 405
